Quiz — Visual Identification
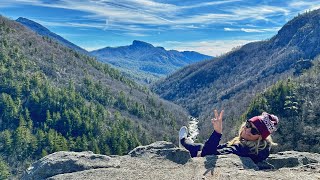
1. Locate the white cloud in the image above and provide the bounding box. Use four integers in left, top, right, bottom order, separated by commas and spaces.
0, 0, 41, 7
224, 28, 237, 31
3, 0, 292, 27
160, 39, 257, 56
171, 4, 291, 25
240, 28, 264, 33
121, 0, 178, 12
289, 1, 320, 8
0, 2, 14, 7
3, 0, 174, 25
170, 24, 200, 30
174, 13, 235, 24
37, 20, 105, 29
35, 18, 162, 33
225, 5, 290, 23
123, 32, 149, 37
289, 1, 320, 11
224, 27, 281, 33
179, 0, 243, 9
2, 0, 318, 36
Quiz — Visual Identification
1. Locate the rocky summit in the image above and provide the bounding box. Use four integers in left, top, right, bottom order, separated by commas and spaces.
22, 141, 320, 180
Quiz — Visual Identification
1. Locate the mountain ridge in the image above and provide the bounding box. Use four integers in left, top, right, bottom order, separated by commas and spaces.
152, 9, 320, 141
16, 17, 89, 55
14, 17, 213, 85
91, 40, 213, 84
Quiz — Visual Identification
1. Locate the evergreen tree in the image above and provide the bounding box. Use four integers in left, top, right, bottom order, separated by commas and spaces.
0, 157, 10, 180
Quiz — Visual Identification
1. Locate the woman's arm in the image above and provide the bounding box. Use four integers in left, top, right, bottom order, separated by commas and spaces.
200, 131, 222, 156
200, 109, 224, 157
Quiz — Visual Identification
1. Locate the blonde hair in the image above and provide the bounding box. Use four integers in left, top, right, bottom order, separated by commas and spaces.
227, 122, 277, 154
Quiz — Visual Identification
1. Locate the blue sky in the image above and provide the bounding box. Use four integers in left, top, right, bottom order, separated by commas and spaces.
0, 0, 320, 56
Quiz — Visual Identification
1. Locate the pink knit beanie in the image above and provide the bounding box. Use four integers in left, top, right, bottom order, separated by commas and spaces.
248, 112, 279, 139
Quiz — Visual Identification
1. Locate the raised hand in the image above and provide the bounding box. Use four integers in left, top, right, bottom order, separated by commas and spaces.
211, 109, 224, 134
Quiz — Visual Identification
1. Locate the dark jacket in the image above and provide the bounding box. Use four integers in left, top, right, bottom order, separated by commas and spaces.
200, 131, 270, 163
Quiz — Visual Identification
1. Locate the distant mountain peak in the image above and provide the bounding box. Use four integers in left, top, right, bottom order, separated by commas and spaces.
91, 40, 212, 84
16, 17, 88, 55
16, 17, 33, 22
131, 40, 154, 48
16, 17, 50, 32
16, 17, 34, 22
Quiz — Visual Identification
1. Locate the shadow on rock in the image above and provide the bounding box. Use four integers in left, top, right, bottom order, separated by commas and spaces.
158, 148, 191, 164
203, 155, 218, 176
239, 156, 260, 170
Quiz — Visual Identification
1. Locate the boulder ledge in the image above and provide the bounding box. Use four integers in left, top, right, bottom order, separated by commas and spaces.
22, 141, 320, 180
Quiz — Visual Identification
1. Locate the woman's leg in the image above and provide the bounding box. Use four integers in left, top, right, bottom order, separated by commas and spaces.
180, 138, 203, 158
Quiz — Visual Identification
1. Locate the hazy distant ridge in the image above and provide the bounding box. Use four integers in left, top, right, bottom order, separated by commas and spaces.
91, 40, 212, 84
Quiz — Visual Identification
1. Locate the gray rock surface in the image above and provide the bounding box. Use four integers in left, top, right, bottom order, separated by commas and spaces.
23, 141, 320, 180
128, 141, 191, 164
21, 151, 120, 180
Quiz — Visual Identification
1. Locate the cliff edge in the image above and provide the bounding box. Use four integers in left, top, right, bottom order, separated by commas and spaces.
22, 141, 320, 180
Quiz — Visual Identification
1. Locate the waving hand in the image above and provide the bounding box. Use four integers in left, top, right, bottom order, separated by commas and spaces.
211, 109, 224, 134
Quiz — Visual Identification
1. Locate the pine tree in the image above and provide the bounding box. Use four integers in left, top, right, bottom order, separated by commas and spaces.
0, 157, 10, 180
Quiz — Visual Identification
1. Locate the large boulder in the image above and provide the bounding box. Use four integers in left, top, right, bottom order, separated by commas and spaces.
22, 141, 320, 180
266, 151, 320, 169
21, 151, 120, 180
128, 141, 191, 164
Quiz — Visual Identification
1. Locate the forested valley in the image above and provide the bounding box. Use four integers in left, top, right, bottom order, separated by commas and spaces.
0, 15, 188, 178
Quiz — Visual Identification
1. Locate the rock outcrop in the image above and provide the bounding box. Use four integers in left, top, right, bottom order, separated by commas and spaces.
22, 141, 320, 180
22, 151, 120, 180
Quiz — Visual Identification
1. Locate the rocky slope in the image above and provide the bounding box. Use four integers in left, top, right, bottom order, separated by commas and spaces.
22, 141, 320, 180
91, 40, 212, 84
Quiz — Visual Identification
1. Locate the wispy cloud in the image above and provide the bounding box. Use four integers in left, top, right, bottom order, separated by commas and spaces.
2, 0, 295, 28
224, 5, 290, 23
34, 18, 163, 33
171, 4, 291, 25
174, 13, 235, 24
224, 27, 281, 33
289, 0, 320, 10
240, 28, 266, 33
35, 20, 105, 29
0, 2, 14, 7
179, 0, 243, 9
2, 0, 319, 53
123, 32, 149, 37
224, 28, 237, 31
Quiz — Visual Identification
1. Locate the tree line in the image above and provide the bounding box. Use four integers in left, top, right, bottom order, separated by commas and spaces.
242, 57, 320, 153
0, 18, 183, 178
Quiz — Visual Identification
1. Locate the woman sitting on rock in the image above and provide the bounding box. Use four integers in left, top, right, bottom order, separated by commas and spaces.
179, 110, 279, 163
